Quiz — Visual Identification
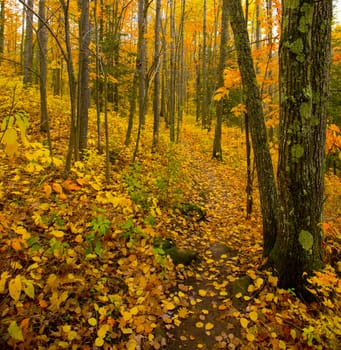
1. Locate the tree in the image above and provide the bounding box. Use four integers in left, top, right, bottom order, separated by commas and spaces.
212, 0, 229, 161
201, 0, 208, 129
152, 0, 162, 151
0, 0, 5, 55
227, 0, 278, 257
37, 0, 49, 133
77, 0, 90, 156
270, 0, 332, 294
62, 0, 78, 173
132, 0, 149, 162
23, 0, 34, 85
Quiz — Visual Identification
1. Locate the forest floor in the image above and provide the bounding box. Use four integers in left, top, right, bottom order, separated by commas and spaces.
0, 85, 341, 349
162, 124, 263, 349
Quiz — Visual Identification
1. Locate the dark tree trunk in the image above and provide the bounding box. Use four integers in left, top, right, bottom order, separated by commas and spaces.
0, 1, 5, 55
270, 0, 332, 294
201, 0, 208, 129
227, 0, 278, 256
77, 0, 90, 157
37, 0, 48, 133
152, 0, 161, 152
61, 0, 78, 174
132, 0, 148, 162
23, 0, 34, 86
169, 0, 176, 142
213, 0, 229, 161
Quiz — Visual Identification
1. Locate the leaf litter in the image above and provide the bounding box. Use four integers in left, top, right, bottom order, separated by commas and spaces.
0, 106, 340, 349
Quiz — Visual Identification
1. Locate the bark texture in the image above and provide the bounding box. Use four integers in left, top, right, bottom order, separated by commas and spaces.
270, 0, 332, 293
227, 0, 278, 256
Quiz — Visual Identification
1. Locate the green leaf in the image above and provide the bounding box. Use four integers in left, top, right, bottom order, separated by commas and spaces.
24, 281, 35, 299
8, 321, 24, 341
299, 230, 314, 251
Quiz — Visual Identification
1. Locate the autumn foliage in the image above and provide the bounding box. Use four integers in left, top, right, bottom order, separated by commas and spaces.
0, 0, 340, 349
0, 75, 339, 349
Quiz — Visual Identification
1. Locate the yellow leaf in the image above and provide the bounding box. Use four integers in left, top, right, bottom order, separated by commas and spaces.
279, 340, 286, 349
9, 275, 22, 301
195, 322, 204, 328
246, 333, 255, 342
121, 328, 133, 334
2, 128, 18, 157
97, 324, 110, 338
205, 322, 214, 330
50, 230, 65, 238
240, 318, 249, 329
265, 293, 274, 302
255, 277, 264, 288
198, 289, 207, 297
48, 291, 68, 312
130, 306, 139, 315
235, 292, 242, 299
247, 284, 255, 293
88, 317, 97, 326
174, 318, 181, 326
268, 275, 278, 287
0, 271, 10, 293
163, 301, 176, 311
127, 338, 138, 350
8, 321, 24, 341
178, 307, 189, 318
95, 337, 104, 346
14, 226, 31, 239
249, 311, 258, 322
290, 329, 296, 340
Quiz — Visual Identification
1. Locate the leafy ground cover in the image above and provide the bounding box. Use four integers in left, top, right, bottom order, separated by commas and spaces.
0, 81, 341, 349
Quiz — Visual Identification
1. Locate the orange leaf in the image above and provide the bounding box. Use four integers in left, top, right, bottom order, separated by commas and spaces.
63, 178, 81, 191
12, 238, 26, 251
43, 183, 52, 198
20, 318, 30, 329
39, 299, 48, 308
58, 193, 67, 200
52, 183, 63, 194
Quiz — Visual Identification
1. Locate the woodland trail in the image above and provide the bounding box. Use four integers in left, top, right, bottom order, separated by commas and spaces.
163, 126, 264, 349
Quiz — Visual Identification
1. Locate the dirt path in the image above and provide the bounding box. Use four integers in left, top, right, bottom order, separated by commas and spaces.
163, 128, 258, 349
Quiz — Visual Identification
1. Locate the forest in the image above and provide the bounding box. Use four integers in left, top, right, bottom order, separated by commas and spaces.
0, 0, 340, 349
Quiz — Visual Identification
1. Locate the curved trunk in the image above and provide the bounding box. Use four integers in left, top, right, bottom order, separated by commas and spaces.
227, 0, 278, 256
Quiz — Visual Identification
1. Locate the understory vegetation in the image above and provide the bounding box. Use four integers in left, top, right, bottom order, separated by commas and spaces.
0, 79, 340, 349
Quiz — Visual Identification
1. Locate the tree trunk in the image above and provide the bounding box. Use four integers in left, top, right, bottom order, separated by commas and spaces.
132, 0, 148, 162
169, 0, 176, 142
176, 0, 186, 143
37, 0, 49, 133
227, 0, 278, 256
23, 0, 34, 86
0, 1, 5, 55
201, 0, 208, 129
152, 0, 161, 152
212, 0, 229, 161
62, 0, 78, 174
270, 0, 332, 294
77, 0, 90, 157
